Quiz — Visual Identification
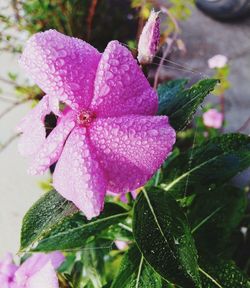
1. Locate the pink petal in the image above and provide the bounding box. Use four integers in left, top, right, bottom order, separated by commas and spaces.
19, 30, 101, 110
89, 116, 175, 193
53, 126, 106, 219
17, 95, 50, 157
28, 111, 76, 175
49, 95, 61, 116
15, 252, 64, 280
90, 40, 158, 117
115, 240, 128, 250
0, 253, 17, 281
26, 261, 59, 288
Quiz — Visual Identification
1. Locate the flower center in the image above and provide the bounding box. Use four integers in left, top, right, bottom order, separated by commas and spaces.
77, 109, 96, 126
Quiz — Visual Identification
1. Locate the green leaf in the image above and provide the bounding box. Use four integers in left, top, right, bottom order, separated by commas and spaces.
157, 79, 188, 115
188, 185, 247, 255
133, 188, 201, 288
161, 133, 250, 198
199, 257, 250, 288
157, 78, 218, 130
21, 190, 128, 252
111, 246, 163, 288
21, 190, 77, 251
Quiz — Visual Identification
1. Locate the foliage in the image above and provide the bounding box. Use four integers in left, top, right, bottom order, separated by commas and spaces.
0, 1, 249, 287
18, 78, 250, 287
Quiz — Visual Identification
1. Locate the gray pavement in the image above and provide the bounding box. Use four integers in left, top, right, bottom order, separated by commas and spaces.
161, 7, 250, 133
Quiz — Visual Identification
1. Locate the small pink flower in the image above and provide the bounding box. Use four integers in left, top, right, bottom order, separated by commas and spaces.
18, 30, 175, 220
203, 109, 223, 129
0, 252, 64, 288
208, 54, 228, 69
115, 240, 128, 250
137, 10, 160, 64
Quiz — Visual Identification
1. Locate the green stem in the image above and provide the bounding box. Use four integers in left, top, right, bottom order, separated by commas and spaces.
191, 206, 223, 234
198, 267, 223, 288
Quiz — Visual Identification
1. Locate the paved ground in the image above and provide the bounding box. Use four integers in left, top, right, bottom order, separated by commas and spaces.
0, 5, 249, 256
163, 7, 250, 133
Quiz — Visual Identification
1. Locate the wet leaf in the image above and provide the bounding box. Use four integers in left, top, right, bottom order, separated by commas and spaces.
161, 133, 250, 198
111, 245, 164, 288
157, 78, 218, 130
133, 188, 201, 288
188, 185, 247, 255
21, 190, 128, 252
200, 257, 250, 288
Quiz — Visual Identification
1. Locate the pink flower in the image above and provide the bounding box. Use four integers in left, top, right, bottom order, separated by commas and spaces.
0, 253, 18, 287
115, 240, 128, 250
208, 54, 228, 69
137, 10, 160, 64
18, 30, 176, 219
0, 252, 64, 288
203, 109, 223, 129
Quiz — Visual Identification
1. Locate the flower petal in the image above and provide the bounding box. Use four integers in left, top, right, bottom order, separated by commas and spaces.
90, 40, 158, 117
53, 126, 106, 219
89, 116, 175, 192
28, 111, 76, 175
15, 252, 64, 280
26, 261, 59, 288
0, 253, 18, 279
17, 95, 50, 157
19, 30, 101, 110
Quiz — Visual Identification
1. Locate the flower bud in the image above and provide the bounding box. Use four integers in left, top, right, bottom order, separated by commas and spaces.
137, 10, 160, 64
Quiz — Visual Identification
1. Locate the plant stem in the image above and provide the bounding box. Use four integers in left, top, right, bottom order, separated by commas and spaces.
198, 267, 223, 288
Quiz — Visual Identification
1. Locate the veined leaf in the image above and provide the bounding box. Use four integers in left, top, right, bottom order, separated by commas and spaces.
200, 257, 250, 288
21, 190, 77, 251
188, 185, 247, 255
133, 188, 201, 288
157, 78, 218, 130
161, 133, 250, 198
21, 190, 128, 252
157, 79, 188, 115
111, 245, 164, 288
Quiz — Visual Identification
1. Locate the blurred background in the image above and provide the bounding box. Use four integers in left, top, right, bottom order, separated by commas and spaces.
0, 0, 249, 256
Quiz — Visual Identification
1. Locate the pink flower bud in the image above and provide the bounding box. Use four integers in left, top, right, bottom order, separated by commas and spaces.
208, 54, 228, 69
138, 10, 160, 64
203, 109, 223, 129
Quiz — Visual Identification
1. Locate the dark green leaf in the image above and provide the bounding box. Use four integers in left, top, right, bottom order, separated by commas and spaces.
157, 79, 218, 130
188, 185, 247, 255
157, 79, 188, 115
21, 190, 128, 252
161, 133, 250, 198
200, 257, 250, 288
111, 246, 163, 288
133, 188, 201, 288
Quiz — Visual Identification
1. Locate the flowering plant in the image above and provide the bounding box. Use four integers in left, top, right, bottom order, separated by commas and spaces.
1, 7, 250, 288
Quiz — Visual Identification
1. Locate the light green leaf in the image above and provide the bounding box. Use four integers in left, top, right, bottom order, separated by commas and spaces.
21, 190, 128, 252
